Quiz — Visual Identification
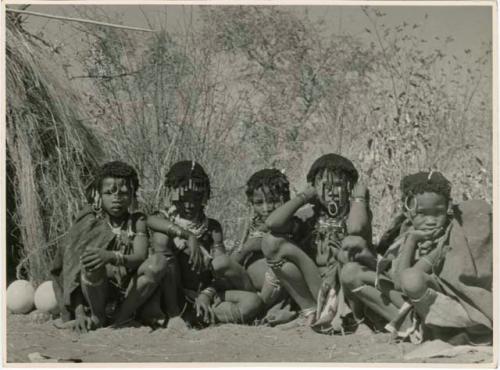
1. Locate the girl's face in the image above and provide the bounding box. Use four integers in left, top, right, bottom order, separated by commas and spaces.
100, 177, 132, 218
174, 189, 205, 221
313, 169, 350, 216
250, 186, 284, 219
406, 192, 449, 231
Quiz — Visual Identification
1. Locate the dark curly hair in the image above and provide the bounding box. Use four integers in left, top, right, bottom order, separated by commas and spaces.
86, 161, 139, 203
306, 153, 359, 185
246, 169, 290, 202
165, 160, 211, 199
401, 171, 452, 201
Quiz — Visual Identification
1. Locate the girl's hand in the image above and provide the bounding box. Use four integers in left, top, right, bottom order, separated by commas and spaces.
418, 240, 434, 256
408, 227, 443, 243
302, 184, 317, 202
187, 235, 203, 272
341, 235, 368, 261
351, 183, 368, 199
81, 248, 113, 270
195, 294, 215, 324
336, 250, 351, 265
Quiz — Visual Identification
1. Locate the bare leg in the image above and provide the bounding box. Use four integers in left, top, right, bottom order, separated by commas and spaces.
161, 256, 183, 318
273, 261, 316, 312
112, 254, 168, 326
212, 290, 263, 324
149, 232, 185, 319
262, 235, 322, 301
259, 269, 286, 307
212, 255, 255, 292
80, 266, 108, 328
399, 268, 440, 300
137, 288, 166, 325
341, 262, 405, 322
246, 258, 267, 291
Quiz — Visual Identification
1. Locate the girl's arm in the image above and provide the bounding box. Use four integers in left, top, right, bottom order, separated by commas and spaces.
80, 215, 148, 271
231, 237, 262, 264
346, 183, 372, 243
392, 234, 418, 290
266, 185, 316, 233
147, 214, 204, 270
147, 214, 194, 239
210, 219, 226, 258
412, 244, 442, 274
394, 227, 444, 284
123, 216, 149, 270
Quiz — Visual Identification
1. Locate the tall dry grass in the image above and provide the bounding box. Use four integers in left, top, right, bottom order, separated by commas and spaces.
6, 14, 104, 283
6, 6, 492, 282
41, 6, 494, 242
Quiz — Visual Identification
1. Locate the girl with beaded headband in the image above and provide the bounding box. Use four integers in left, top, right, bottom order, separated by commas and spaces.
341, 171, 492, 344
51, 161, 164, 332
261, 154, 374, 334
147, 161, 263, 327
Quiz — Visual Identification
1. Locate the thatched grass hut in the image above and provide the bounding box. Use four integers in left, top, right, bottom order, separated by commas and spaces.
6, 13, 104, 284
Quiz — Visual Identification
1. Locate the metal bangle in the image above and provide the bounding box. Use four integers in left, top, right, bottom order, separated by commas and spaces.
114, 251, 125, 266
200, 287, 216, 299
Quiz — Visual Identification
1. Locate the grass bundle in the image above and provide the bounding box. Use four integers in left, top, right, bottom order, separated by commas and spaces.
6, 14, 104, 284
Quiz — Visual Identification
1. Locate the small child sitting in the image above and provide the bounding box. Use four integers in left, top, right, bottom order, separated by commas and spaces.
212, 169, 303, 324
341, 171, 493, 344
51, 161, 161, 332
147, 161, 262, 327
262, 154, 373, 333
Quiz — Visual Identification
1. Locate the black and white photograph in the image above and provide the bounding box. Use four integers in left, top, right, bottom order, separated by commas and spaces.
2, 1, 496, 365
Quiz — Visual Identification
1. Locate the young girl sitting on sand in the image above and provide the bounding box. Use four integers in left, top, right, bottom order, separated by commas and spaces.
52, 161, 163, 333
147, 161, 262, 327
262, 153, 373, 334
341, 171, 493, 344
211, 169, 304, 324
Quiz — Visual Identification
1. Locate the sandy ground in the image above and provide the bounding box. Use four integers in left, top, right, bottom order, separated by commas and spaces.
6, 313, 493, 364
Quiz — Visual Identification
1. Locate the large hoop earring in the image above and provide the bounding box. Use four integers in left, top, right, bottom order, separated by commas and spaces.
447, 201, 454, 217
92, 191, 102, 214
128, 185, 137, 213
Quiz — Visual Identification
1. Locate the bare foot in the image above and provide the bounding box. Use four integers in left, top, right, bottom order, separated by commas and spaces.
279, 311, 316, 331
88, 315, 105, 330
304, 311, 316, 327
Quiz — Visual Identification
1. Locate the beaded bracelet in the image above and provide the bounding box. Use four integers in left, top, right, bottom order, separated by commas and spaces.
169, 224, 188, 239
114, 251, 125, 266
351, 196, 366, 203
200, 287, 216, 299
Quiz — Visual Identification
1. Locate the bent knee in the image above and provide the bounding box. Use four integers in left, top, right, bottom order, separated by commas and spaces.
80, 264, 106, 281
141, 254, 170, 282
239, 293, 263, 319
341, 235, 369, 251
399, 268, 427, 298
211, 254, 232, 274
261, 234, 286, 259
340, 262, 364, 291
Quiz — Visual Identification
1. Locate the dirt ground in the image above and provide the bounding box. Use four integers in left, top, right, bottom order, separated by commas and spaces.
6, 313, 493, 364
